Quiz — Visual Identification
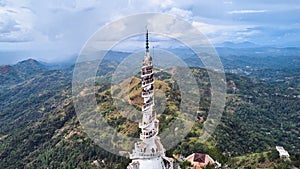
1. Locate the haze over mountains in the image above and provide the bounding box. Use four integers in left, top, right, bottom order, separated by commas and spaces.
1, 42, 299, 66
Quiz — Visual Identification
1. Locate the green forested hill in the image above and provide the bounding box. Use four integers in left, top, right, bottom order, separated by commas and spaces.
0, 59, 299, 168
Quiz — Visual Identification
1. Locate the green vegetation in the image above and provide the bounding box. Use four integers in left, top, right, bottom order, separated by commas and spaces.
179, 160, 192, 169
0, 59, 299, 168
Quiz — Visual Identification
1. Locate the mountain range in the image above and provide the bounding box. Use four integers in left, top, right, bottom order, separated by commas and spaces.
0, 53, 299, 168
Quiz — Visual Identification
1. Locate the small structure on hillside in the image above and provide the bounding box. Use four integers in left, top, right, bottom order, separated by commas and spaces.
276, 146, 290, 159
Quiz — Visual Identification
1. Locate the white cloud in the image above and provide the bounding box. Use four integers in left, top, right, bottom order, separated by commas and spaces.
167, 7, 193, 20
148, 0, 174, 9
0, 6, 34, 42
228, 9, 268, 14
191, 21, 260, 43
223, 1, 233, 5
0, 0, 300, 64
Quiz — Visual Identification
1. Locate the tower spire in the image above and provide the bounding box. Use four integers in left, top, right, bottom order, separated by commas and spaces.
146, 29, 149, 52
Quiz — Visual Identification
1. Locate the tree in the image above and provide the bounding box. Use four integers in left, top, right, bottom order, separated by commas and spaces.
179, 160, 192, 169
268, 149, 279, 161
204, 163, 215, 169
258, 154, 266, 163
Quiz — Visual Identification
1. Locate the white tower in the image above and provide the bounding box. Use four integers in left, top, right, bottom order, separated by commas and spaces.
127, 31, 174, 169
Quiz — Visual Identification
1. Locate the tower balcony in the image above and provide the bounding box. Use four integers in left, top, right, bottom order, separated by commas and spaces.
129, 151, 159, 159
142, 65, 152, 71
142, 84, 153, 93
140, 128, 157, 140
142, 102, 153, 111
142, 74, 153, 82
144, 96, 153, 104
142, 62, 152, 68
142, 90, 154, 97
139, 116, 155, 128
141, 71, 153, 78
142, 74, 153, 81
142, 78, 154, 87
141, 66, 153, 76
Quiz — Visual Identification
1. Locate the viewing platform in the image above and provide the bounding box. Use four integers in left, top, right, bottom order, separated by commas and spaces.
139, 116, 156, 128
142, 78, 154, 87
140, 128, 158, 139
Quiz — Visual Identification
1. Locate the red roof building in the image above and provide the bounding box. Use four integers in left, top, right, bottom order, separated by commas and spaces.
185, 153, 216, 169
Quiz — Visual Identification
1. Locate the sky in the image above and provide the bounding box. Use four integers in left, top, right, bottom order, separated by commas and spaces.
0, 0, 299, 64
